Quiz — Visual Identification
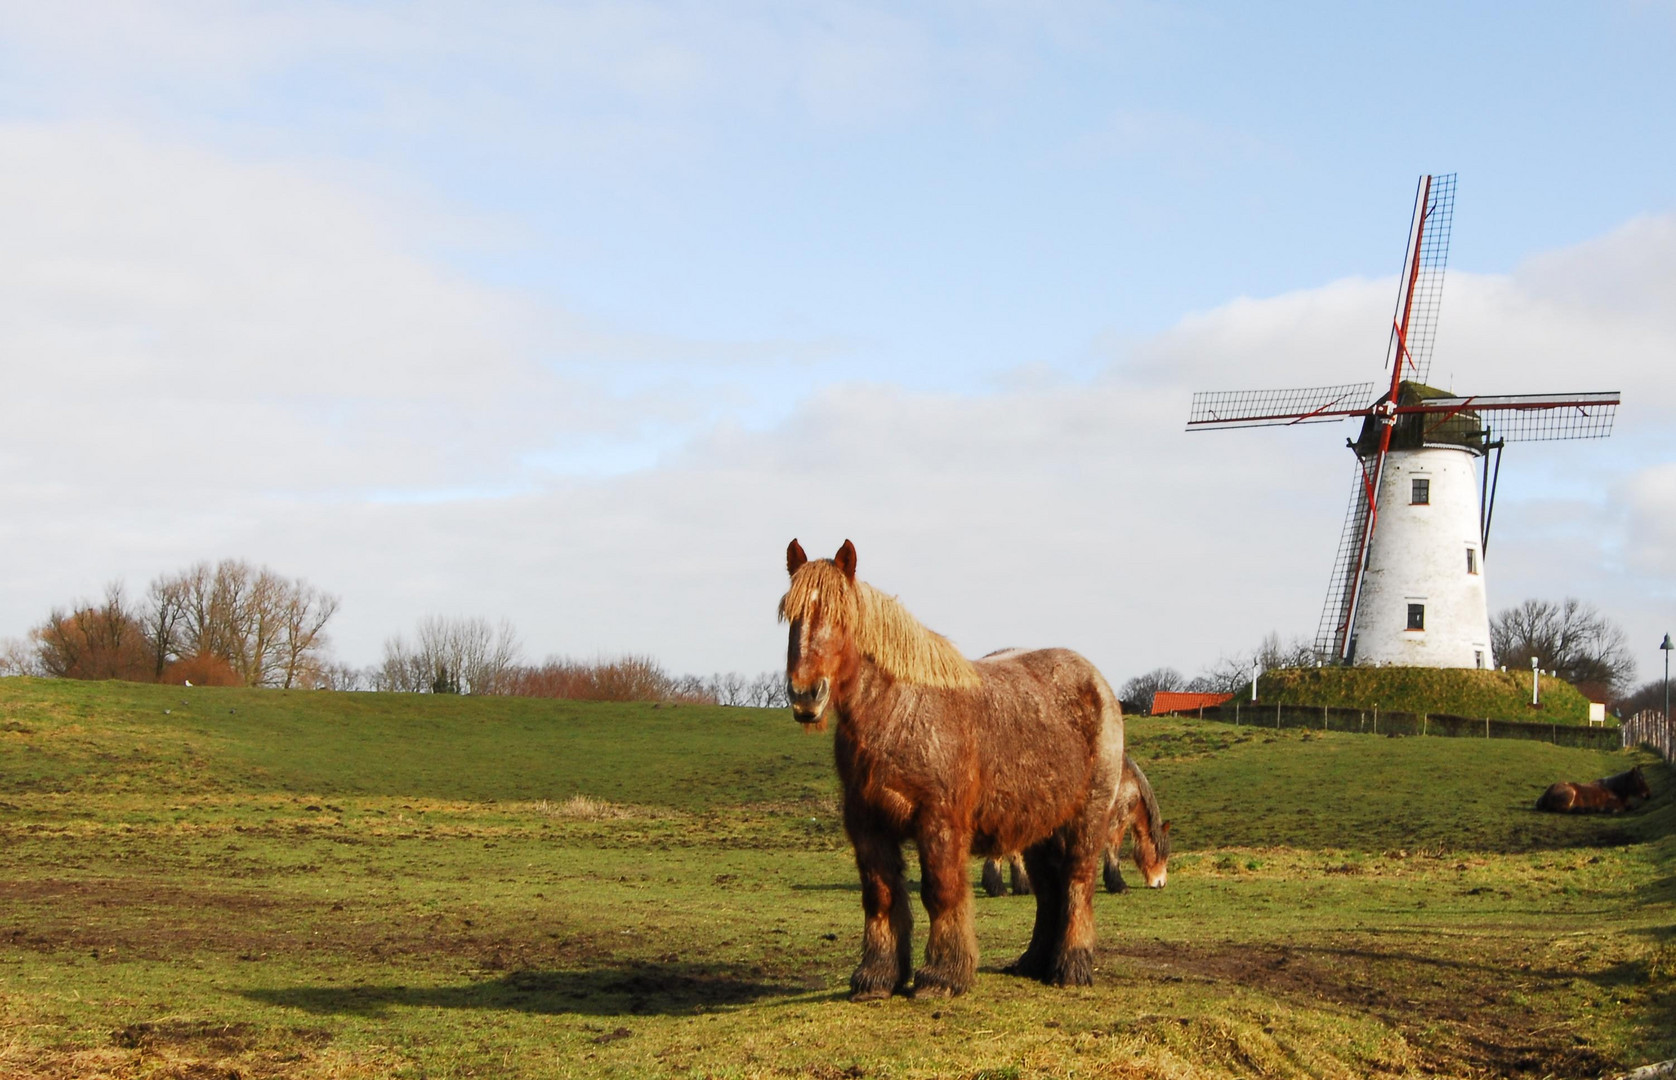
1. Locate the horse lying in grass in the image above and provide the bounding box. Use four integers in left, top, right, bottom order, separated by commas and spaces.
782, 539, 1125, 998
982, 751, 1170, 897
1535, 766, 1650, 813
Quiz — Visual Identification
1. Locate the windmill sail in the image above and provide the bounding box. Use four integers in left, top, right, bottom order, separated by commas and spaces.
1315, 459, 1376, 661
1187, 383, 1375, 430
1385, 173, 1455, 384
1406, 391, 1618, 442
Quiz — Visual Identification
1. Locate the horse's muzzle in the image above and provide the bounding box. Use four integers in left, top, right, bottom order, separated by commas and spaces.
788, 677, 828, 724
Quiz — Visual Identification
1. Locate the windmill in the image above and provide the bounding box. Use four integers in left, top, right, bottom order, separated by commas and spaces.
1186, 174, 1619, 669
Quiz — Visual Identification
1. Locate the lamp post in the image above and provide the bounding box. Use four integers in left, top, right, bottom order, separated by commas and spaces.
1661, 633, 1673, 728
1531, 655, 1540, 708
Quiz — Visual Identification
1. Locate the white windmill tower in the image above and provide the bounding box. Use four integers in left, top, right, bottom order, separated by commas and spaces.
1186, 174, 1620, 669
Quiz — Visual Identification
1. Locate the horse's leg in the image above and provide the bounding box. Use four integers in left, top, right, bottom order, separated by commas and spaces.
980, 856, 1006, 898
1103, 817, 1129, 894
1008, 852, 1032, 895
849, 829, 911, 1001
912, 825, 978, 997
1048, 825, 1101, 987
1007, 839, 1064, 980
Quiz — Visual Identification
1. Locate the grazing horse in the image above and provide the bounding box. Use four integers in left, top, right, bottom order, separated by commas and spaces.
1102, 753, 1171, 893
782, 539, 1125, 998
982, 752, 1171, 896
1535, 766, 1650, 813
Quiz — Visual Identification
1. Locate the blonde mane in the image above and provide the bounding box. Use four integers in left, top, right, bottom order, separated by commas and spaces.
779, 561, 981, 690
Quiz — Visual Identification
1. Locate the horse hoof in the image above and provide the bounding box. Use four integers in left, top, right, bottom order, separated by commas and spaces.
1049, 949, 1095, 987
849, 987, 893, 1003
910, 983, 955, 1000
1004, 957, 1048, 980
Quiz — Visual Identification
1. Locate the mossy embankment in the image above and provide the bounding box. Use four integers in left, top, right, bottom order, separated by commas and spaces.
1240, 665, 1597, 724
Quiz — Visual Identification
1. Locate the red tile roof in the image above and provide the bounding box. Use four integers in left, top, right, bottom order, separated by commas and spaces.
1150, 690, 1233, 715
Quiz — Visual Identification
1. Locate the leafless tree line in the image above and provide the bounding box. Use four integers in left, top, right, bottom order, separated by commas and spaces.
0, 572, 791, 711
14, 561, 338, 688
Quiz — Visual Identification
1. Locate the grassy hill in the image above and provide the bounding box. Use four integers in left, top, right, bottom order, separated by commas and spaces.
1, 677, 1671, 1079
1241, 665, 1598, 724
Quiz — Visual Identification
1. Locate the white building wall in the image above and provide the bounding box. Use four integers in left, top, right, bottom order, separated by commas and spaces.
1350, 445, 1494, 669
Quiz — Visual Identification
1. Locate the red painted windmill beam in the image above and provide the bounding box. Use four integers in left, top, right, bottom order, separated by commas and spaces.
1393, 392, 1620, 414
1186, 405, 1371, 430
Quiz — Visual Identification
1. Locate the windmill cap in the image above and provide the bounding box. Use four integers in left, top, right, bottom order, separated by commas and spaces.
1354, 380, 1488, 457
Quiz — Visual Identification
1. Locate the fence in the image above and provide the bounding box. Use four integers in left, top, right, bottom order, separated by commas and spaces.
1620, 710, 1675, 762
1171, 699, 1624, 751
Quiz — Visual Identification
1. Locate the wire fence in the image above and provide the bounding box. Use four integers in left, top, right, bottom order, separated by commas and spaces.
1168, 700, 1624, 751
1620, 710, 1675, 762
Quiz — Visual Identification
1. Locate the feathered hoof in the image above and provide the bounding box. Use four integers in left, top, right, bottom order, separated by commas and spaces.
1102, 860, 1128, 894
980, 859, 1006, 898
911, 968, 970, 999
1049, 948, 1095, 987
849, 964, 904, 1002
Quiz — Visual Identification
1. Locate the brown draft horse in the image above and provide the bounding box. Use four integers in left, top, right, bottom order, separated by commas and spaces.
982, 751, 1172, 896
1535, 766, 1650, 813
782, 539, 1125, 998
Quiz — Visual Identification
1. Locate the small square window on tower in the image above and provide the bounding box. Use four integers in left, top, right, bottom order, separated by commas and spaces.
1411, 478, 1430, 504
1467, 547, 1478, 574
1475, 650, 1485, 669
1406, 603, 1425, 631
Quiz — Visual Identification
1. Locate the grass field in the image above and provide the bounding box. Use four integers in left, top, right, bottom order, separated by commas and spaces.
1, 678, 1672, 1079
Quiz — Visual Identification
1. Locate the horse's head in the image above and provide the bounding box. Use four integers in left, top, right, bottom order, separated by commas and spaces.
779, 538, 861, 730
1139, 820, 1171, 888
1630, 766, 1651, 801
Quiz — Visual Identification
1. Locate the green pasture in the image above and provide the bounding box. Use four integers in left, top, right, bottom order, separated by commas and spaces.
1, 678, 1671, 1079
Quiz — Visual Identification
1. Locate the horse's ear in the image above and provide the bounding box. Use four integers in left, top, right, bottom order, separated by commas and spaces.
1161, 821, 1172, 836
787, 539, 807, 576
834, 539, 857, 581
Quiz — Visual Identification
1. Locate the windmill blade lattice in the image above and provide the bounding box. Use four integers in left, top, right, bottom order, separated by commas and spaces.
1385, 173, 1455, 385
1407, 391, 1619, 443
1187, 383, 1376, 430
1314, 459, 1375, 660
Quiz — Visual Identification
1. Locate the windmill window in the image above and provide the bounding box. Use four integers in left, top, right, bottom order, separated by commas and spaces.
1475, 650, 1485, 669
1466, 548, 1478, 574
1406, 603, 1425, 631
1411, 478, 1430, 504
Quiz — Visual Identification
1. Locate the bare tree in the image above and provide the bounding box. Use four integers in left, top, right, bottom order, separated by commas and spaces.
381, 616, 522, 694
0, 637, 40, 677
1119, 667, 1185, 715
707, 671, 750, 706
159, 560, 341, 688
141, 573, 190, 680
1491, 598, 1636, 697
30, 583, 152, 681
1188, 631, 1315, 694
278, 582, 340, 689
309, 661, 370, 692
746, 671, 790, 709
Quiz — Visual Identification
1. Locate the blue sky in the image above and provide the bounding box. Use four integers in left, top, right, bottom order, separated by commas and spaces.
2, 2, 1673, 682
